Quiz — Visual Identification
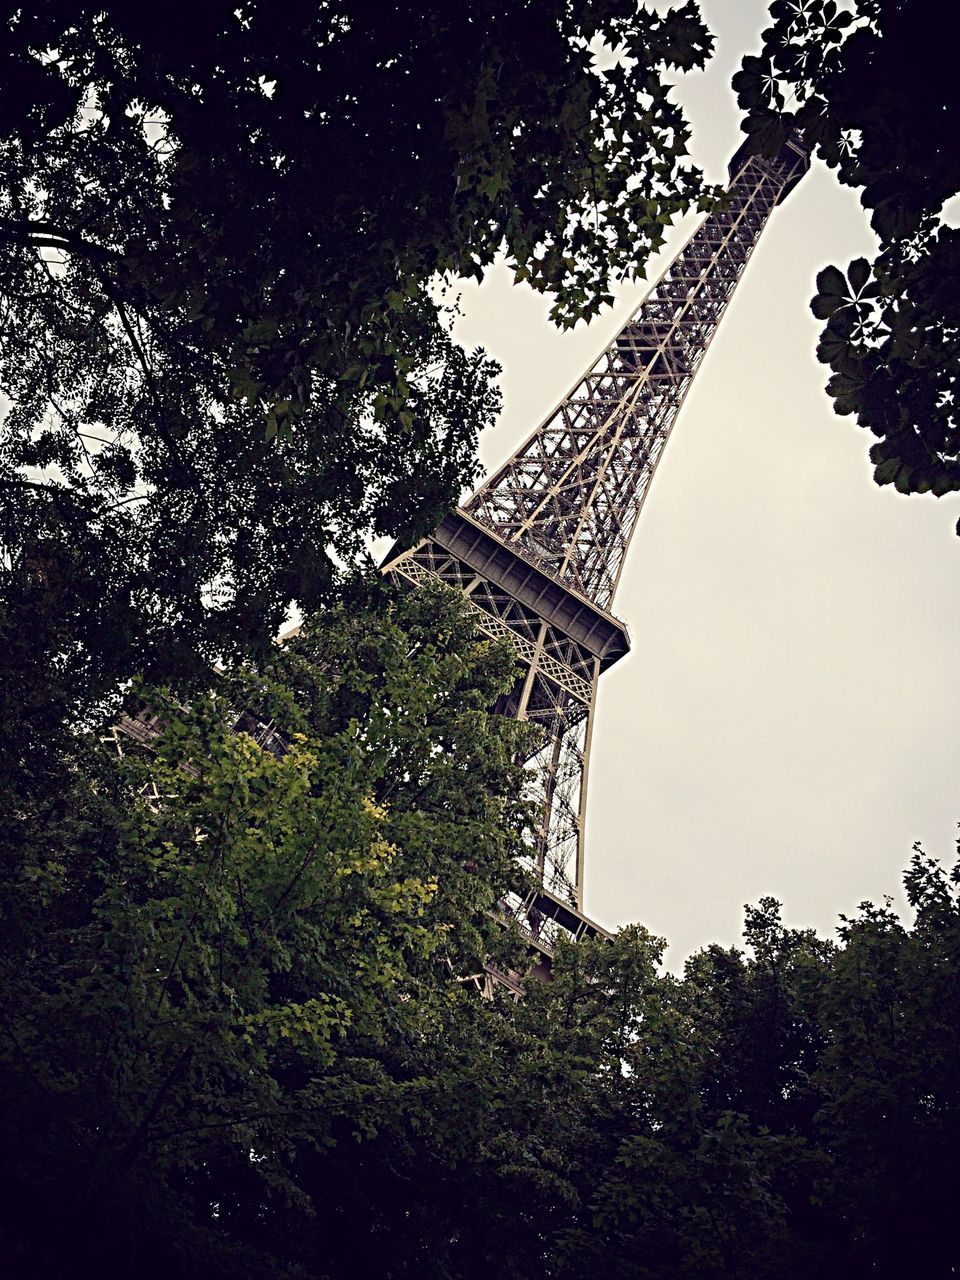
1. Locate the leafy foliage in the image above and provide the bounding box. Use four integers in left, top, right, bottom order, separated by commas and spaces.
0, 0, 716, 709
0, 581, 536, 1276
2, 578, 959, 1276
733, 0, 960, 525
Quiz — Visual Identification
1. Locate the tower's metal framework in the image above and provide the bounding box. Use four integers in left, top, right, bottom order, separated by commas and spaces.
383, 137, 809, 955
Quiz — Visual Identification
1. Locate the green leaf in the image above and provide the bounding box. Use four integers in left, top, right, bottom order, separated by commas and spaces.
873, 457, 901, 485
847, 257, 871, 294
815, 264, 850, 301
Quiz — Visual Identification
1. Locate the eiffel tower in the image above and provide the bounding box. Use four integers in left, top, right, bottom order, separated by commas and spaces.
383, 135, 809, 963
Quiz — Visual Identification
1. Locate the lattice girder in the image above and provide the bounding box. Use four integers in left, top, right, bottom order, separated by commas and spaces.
383, 136, 808, 948
388, 538, 600, 901
466, 141, 808, 611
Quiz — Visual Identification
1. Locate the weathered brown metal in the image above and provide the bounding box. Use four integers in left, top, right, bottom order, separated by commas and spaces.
386, 138, 809, 953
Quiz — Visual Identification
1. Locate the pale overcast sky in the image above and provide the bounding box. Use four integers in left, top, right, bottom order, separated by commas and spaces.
444, 0, 960, 969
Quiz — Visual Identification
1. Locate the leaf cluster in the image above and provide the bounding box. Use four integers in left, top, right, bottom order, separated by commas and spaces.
733, 0, 960, 526
0, 0, 716, 714
3, 565, 960, 1278
0, 581, 537, 1276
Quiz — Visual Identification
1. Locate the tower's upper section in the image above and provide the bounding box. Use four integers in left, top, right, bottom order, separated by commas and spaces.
728, 130, 809, 202
465, 138, 809, 612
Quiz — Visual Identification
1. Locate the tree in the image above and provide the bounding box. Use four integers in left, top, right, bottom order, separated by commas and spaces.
5, 570, 960, 1280
0, 580, 538, 1276
733, 0, 960, 526
0, 0, 717, 712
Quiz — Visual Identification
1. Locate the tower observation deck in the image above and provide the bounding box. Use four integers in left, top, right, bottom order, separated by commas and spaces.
383, 135, 809, 958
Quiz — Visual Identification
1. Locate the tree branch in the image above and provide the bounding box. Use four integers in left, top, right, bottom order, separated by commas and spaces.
0, 218, 121, 262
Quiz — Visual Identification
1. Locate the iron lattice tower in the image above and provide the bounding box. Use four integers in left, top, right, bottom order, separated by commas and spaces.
384, 137, 809, 955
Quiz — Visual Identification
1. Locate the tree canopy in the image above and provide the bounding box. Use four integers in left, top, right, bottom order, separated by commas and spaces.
734, 0, 960, 523
0, 0, 715, 712
2, 580, 959, 1277
0, 582, 535, 1275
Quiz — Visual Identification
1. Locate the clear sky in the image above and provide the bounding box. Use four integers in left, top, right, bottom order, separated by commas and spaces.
443, 0, 960, 969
